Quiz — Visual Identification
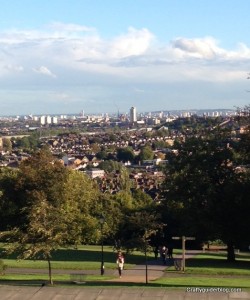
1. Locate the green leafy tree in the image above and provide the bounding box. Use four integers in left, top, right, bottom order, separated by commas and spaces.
98, 160, 122, 173
161, 130, 250, 261
117, 147, 135, 163
138, 146, 154, 163
2, 138, 12, 152
0, 167, 20, 230
1, 149, 101, 284
96, 150, 108, 160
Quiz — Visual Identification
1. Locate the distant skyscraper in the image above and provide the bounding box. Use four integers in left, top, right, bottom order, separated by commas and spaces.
130, 106, 137, 123
40, 116, 46, 125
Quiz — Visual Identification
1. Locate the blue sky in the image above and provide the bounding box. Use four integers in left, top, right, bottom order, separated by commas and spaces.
0, 0, 250, 115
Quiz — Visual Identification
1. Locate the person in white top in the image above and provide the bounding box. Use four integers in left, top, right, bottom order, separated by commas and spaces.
116, 251, 125, 278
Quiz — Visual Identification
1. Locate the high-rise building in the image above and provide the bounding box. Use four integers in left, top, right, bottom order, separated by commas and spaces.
40, 116, 46, 125
130, 106, 137, 123
46, 116, 52, 124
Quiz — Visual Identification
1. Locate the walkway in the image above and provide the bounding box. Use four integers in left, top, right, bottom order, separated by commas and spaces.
1, 251, 249, 299
108, 250, 201, 283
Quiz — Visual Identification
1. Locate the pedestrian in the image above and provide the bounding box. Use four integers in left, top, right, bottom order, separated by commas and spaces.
116, 251, 125, 278
154, 246, 159, 259
161, 246, 167, 265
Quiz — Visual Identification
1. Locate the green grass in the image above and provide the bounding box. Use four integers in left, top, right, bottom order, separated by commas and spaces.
0, 273, 113, 282
154, 276, 250, 289
1, 245, 150, 270
2, 246, 250, 288
181, 252, 250, 275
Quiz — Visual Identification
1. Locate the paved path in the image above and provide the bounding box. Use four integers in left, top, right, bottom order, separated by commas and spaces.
0, 285, 249, 299
108, 250, 201, 283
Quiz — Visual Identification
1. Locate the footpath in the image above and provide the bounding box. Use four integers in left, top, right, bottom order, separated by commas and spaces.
1, 250, 249, 299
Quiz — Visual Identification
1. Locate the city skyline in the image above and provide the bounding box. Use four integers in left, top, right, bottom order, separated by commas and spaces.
0, 1, 250, 115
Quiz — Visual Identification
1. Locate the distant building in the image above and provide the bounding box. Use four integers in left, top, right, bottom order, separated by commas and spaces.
52, 117, 58, 124
46, 116, 52, 124
130, 106, 137, 123
40, 116, 46, 125
86, 168, 105, 179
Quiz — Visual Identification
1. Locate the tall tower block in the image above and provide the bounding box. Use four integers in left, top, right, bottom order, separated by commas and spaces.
130, 106, 137, 123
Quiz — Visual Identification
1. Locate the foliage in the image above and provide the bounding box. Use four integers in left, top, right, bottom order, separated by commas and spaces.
0, 149, 101, 284
161, 129, 250, 261
117, 147, 135, 163
2, 138, 12, 152
116, 208, 164, 254
138, 146, 154, 162
98, 160, 123, 173
13, 134, 40, 151
0, 259, 7, 275
0, 167, 20, 231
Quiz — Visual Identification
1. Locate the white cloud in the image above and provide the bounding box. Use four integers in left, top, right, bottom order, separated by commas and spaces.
1, 22, 250, 114
109, 27, 154, 58
32, 66, 57, 78
171, 37, 223, 59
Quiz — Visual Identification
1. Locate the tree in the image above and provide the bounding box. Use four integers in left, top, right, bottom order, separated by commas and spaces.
138, 146, 154, 163
1, 149, 101, 284
161, 130, 250, 261
117, 147, 135, 163
96, 150, 108, 160
118, 209, 164, 283
98, 160, 122, 173
0, 167, 20, 230
2, 138, 12, 152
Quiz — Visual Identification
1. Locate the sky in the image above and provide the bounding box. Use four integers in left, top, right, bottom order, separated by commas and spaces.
1, 0, 250, 116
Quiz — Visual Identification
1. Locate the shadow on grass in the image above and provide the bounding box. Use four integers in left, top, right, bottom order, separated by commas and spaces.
0, 248, 147, 264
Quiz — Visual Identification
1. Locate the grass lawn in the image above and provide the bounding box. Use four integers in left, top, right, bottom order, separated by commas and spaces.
0, 273, 113, 282
178, 252, 250, 275
1, 246, 250, 289
1, 244, 150, 270
152, 251, 250, 289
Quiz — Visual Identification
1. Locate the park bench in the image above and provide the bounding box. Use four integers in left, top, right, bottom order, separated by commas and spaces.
70, 273, 87, 284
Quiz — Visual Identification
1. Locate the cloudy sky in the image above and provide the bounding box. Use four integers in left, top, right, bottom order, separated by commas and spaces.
0, 0, 250, 116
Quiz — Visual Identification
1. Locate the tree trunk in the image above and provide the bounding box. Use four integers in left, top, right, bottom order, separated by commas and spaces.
227, 242, 235, 262
47, 256, 53, 285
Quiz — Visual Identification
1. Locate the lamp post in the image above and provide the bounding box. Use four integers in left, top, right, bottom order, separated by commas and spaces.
100, 215, 105, 275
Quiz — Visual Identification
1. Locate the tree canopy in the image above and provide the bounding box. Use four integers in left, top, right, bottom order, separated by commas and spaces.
161, 129, 250, 261
0, 148, 101, 284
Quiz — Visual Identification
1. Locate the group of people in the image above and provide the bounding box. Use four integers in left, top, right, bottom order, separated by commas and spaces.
154, 245, 174, 264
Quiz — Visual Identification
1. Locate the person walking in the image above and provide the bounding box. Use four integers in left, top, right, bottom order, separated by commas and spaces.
116, 251, 125, 278
160, 246, 167, 265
